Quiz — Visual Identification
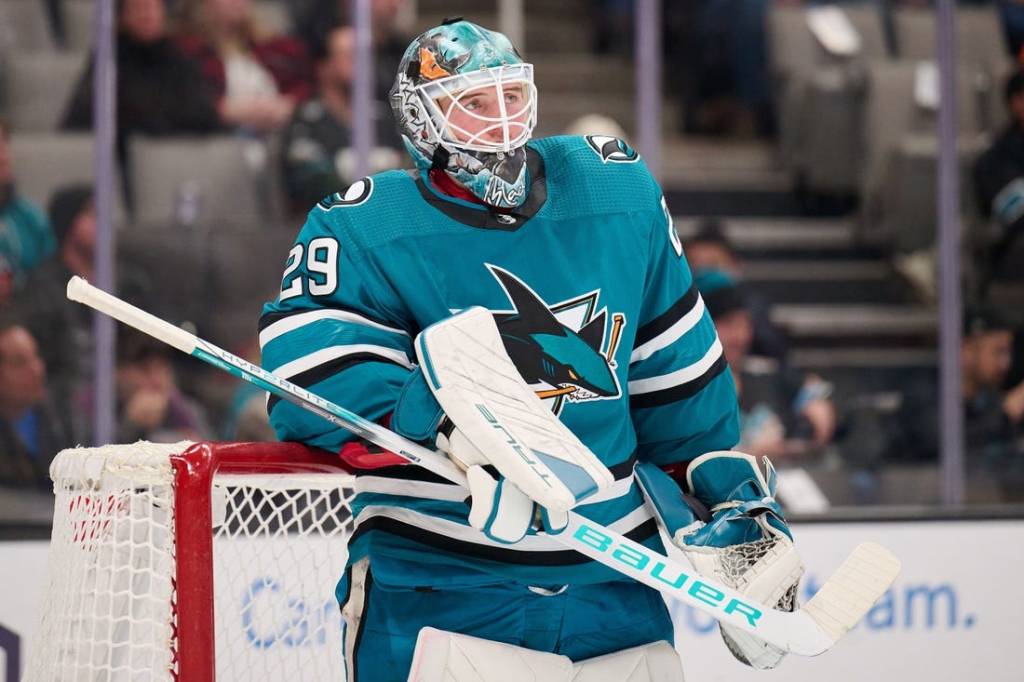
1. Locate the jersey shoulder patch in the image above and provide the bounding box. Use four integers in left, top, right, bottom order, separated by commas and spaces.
309, 169, 439, 253
317, 176, 375, 210
582, 135, 640, 164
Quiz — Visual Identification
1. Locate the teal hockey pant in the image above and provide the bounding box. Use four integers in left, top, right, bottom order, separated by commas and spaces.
338, 558, 675, 682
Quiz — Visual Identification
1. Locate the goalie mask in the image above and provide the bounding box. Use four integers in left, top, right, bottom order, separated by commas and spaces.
389, 19, 538, 209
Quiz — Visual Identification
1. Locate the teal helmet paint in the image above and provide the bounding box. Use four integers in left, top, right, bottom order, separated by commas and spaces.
389, 19, 538, 209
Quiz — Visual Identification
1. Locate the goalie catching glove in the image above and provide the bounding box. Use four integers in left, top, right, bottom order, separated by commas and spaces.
392, 307, 614, 543
636, 452, 804, 670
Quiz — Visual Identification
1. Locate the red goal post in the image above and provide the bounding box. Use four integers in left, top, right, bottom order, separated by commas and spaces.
27, 441, 356, 682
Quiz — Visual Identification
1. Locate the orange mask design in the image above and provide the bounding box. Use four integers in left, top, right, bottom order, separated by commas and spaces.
418, 48, 451, 80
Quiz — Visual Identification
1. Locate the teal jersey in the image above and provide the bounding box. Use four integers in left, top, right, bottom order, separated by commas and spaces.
260, 135, 739, 587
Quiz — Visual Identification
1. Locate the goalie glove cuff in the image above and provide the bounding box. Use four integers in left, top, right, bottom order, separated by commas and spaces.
685, 451, 792, 544
634, 462, 710, 541
685, 450, 778, 507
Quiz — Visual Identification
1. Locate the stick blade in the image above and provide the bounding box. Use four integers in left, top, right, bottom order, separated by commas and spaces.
802, 542, 901, 646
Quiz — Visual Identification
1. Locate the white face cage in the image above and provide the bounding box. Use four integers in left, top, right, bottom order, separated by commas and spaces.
417, 63, 538, 154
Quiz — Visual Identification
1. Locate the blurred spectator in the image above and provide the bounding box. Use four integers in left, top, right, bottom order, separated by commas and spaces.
116, 329, 212, 443
665, 0, 777, 137
888, 308, 1024, 500
177, 0, 313, 132
684, 219, 789, 362
973, 69, 1024, 282
62, 0, 223, 156
14, 186, 149, 432
590, 0, 633, 56
292, 0, 409, 102
999, 0, 1024, 59
0, 120, 58, 297
698, 270, 835, 462
0, 319, 72, 490
281, 25, 402, 213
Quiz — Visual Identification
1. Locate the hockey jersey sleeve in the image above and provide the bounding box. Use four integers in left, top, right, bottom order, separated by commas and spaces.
628, 195, 740, 465
259, 208, 416, 451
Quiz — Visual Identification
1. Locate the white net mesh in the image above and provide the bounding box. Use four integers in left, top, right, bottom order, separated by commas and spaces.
26, 442, 355, 682
715, 538, 799, 612
712, 537, 800, 669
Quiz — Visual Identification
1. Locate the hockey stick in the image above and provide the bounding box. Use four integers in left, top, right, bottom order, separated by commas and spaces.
67, 276, 899, 656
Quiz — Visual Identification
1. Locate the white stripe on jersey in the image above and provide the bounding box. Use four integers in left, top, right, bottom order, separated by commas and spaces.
355, 472, 637, 506
356, 475, 467, 501
630, 295, 707, 364
259, 309, 409, 350
627, 337, 723, 395
353, 503, 653, 552
272, 344, 414, 379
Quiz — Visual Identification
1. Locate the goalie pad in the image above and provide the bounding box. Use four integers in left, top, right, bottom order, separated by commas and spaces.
572, 641, 685, 682
407, 627, 573, 682
407, 629, 684, 682
414, 307, 614, 513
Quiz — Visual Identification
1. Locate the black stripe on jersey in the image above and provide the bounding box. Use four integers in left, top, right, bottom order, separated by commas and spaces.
608, 455, 637, 480
258, 304, 412, 335
349, 516, 659, 566
266, 352, 409, 414
630, 354, 729, 409
635, 283, 699, 348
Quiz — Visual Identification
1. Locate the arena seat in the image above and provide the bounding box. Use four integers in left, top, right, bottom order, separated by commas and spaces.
119, 224, 291, 348
859, 61, 987, 249
9, 131, 126, 221
60, 0, 96, 52
894, 6, 1012, 133
128, 135, 278, 227
0, 0, 56, 52
894, 6, 1007, 68
769, 4, 888, 195
3, 52, 84, 131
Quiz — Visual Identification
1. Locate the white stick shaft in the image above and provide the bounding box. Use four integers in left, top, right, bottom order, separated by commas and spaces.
65, 276, 467, 485
66, 276, 197, 355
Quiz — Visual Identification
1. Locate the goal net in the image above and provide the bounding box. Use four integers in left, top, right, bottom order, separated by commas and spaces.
26, 441, 356, 681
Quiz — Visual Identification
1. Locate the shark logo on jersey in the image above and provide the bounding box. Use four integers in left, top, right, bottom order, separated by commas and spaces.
486, 265, 626, 415
584, 135, 639, 164
318, 178, 374, 210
